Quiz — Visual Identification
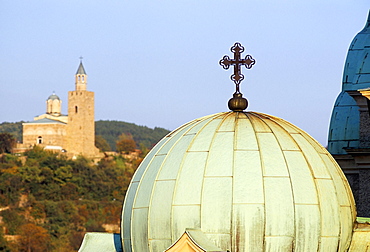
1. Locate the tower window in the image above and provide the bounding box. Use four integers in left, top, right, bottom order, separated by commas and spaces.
82, 76, 84, 81
75, 106, 78, 113
78, 75, 81, 81
37, 136, 43, 144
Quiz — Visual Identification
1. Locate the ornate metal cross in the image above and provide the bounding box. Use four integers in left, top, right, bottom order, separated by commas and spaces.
219, 42, 255, 93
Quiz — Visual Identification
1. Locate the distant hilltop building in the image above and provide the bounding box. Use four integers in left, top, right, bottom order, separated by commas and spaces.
20, 61, 99, 158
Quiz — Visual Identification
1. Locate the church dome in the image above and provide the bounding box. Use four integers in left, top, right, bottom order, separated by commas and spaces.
342, 11, 370, 91
47, 93, 60, 100
327, 91, 360, 154
122, 111, 356, 252
46, 92, 62, 115
328, 11, 370, 154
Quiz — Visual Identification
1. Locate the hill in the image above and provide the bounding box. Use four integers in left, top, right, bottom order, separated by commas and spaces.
95, 120, 169, 150
0, 122, 23, 142
0, 121, 170, 151
0, 147, 143, 251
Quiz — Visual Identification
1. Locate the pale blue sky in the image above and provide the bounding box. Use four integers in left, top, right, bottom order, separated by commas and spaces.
0, 1, 369, 145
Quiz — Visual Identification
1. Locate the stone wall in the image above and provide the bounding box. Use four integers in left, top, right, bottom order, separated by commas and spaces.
23, 123, 67, 148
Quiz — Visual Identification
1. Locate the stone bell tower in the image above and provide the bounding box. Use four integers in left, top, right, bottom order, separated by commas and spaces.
67, 60, 98, 157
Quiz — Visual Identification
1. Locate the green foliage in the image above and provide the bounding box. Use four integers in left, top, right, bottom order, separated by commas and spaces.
19, 223, 51, 252
139, 142, 150, 157
95, 120, 169, 150
0, 133, 16, 154
0, 153, 21, 169
0, 147, 144, 251
0, 154, 23, 206
95, 135, 111, 152
116, 133, 136, 154
0, 230, 11, 252
1, 209, 26, 235
0, 122, 23, 142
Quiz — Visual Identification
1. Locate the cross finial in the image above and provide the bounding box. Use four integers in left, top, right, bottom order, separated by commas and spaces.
219, 42, 256, 111
79, 56, 83, 62
219, 42, 255, 94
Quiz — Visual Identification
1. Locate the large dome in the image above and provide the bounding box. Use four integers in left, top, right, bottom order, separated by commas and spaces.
121, 111, 356, 251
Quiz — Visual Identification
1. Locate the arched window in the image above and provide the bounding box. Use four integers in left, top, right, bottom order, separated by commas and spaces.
82, 76, 84, 81
37, 136, 43, 144
78, 75, 81, 81
75, 106, 78, 113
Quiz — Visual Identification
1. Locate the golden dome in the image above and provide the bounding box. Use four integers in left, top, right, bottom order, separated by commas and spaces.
122, 111, 356, 251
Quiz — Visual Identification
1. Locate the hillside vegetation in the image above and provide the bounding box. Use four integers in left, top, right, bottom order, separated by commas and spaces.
0, 147, 143, 251
95, 120, 169, 150
0, 122, 23, 142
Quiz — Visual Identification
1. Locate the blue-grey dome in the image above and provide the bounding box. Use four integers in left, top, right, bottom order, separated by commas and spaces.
342, 11, 370, 91
328, 91, 360, 154
47, 93, 60, 100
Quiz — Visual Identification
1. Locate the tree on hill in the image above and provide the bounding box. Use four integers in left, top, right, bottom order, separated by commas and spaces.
95, 120, 169, 151
116, 133, 136, 154
19, 223, 51, 252
95, 135, 111, 152
0, 133, 16, 154
0, 122, 23, 142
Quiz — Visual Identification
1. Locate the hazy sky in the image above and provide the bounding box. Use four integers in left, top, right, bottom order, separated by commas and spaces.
0, 1, 369, 145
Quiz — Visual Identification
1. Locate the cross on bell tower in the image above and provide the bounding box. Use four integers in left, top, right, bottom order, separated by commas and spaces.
220, 42, 256, 111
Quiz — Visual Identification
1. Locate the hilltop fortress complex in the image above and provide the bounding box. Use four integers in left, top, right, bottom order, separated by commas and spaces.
19, 61, 99, 158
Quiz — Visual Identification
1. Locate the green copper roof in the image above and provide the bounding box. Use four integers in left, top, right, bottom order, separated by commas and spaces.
76, 61, 87, 75
328, 91, 360, 154
342, 10, 370, 91
328, 11, 370, 154
122, 111, 355, 252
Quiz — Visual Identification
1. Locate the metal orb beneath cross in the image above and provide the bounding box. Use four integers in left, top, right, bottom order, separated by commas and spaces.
219, 42, 255, 111
228, 93, 248, 111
